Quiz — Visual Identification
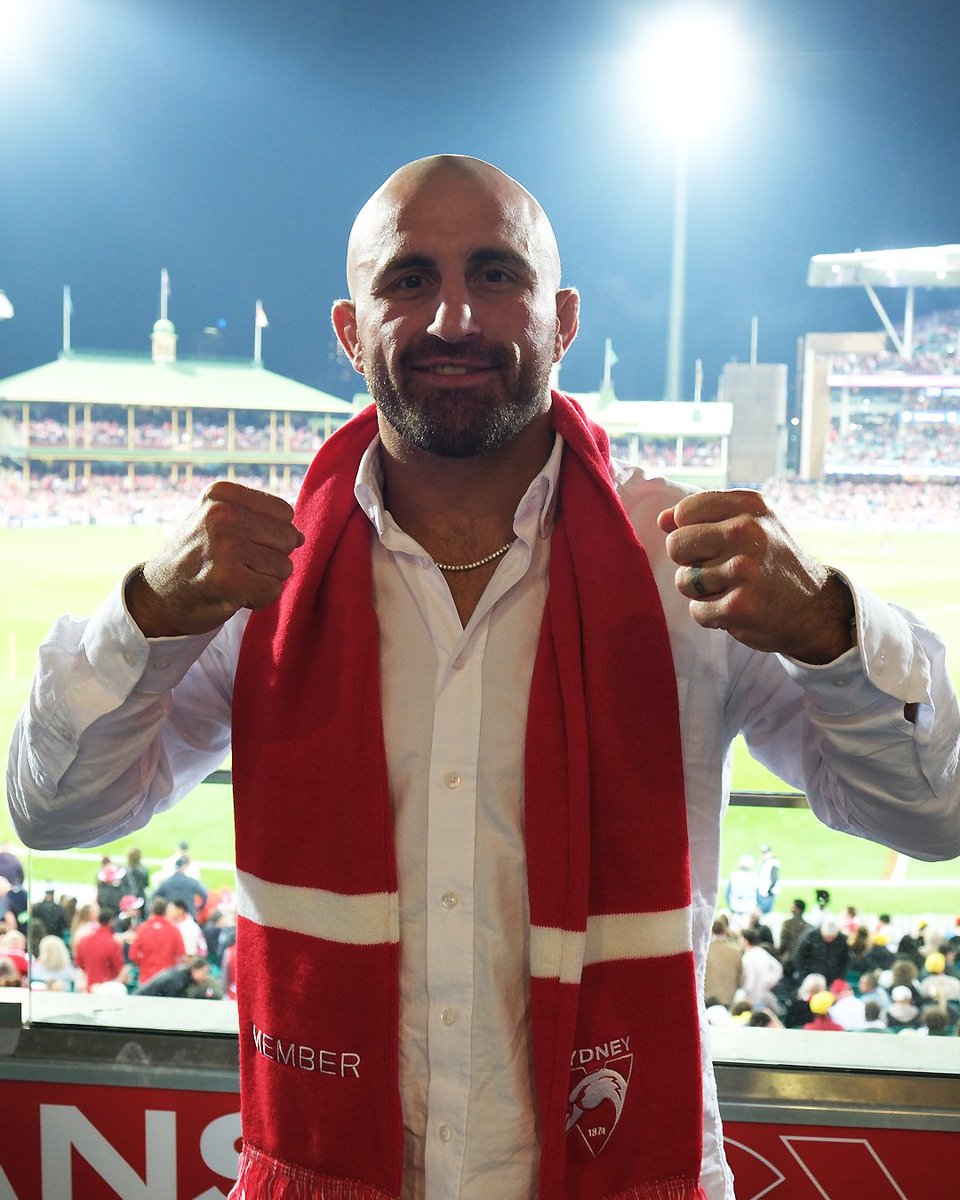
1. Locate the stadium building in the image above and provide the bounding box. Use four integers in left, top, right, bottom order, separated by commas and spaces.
0, 310, 354, 505
803, 246, 960, 483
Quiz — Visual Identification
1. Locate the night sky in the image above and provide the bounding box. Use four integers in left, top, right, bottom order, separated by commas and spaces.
1, 0, 958, 403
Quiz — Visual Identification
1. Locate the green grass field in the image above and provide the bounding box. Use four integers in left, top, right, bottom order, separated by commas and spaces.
1, 520, 958, 916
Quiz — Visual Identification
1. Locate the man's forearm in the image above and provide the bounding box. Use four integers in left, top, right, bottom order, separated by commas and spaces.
7, 585, 237, 850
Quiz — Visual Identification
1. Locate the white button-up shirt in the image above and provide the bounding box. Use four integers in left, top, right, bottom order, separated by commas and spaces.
357, 434, 556, 1197
9, 436, 960, 1200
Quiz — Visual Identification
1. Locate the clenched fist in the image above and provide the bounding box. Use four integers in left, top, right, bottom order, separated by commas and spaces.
126, 481, 304, 637
657, 489, 855, 664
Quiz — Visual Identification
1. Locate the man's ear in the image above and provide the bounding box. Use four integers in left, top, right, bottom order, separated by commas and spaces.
553, 287, 580, 363
331, 300, 364, 374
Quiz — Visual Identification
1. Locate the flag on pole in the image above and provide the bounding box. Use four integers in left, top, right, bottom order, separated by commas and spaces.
62, 285, 72, 351
602, 337, 619, 390
254, 299, 268, 363
160, 268, 171, 321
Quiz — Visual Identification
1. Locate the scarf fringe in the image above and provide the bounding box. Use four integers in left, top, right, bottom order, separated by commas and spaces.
605, 1178, 707, 1200
230, 1144, 399, 1200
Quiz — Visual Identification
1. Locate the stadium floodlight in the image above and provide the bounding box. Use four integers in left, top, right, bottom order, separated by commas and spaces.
639, 9, 741, 142
808, 245, 960, 359
0, 0, 36, 81
636, 9, 743, 402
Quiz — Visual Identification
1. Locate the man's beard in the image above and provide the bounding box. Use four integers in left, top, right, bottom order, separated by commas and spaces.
367, 335, 553, 458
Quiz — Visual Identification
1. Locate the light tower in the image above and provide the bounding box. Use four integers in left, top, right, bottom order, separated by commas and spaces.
638, 11, 742, 402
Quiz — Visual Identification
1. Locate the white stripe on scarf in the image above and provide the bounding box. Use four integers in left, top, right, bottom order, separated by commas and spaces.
531, 907, 693, 983
237, 870, 400, 946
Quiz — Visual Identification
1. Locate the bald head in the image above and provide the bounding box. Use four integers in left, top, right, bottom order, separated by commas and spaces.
330, 154, 580, 460
345, 155, 562, 297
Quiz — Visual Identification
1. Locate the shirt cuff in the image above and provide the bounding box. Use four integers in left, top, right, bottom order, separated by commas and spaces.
82, 570, 221, 698
777, 574, 932, 715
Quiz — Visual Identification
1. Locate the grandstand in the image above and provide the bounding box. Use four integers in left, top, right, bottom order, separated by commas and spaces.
3, 290, 960, 525
804, 243, 960, 483
558, 390, 731, 485
0, 315, 354, 503
823, 311, 960, 481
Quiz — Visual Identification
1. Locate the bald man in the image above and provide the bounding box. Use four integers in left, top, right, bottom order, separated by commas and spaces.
9, 156, 960, 1200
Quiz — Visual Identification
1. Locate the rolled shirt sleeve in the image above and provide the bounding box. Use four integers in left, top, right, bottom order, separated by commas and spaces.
767, 574, 960, 860
7, 571, 241, 850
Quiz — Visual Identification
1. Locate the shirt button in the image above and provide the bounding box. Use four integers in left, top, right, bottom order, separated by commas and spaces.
440, 890, 459, 910
451, 656, 465, 670
444, 772, 462, 789
440, 1007, 458, 1026
438, 1124, 453, 1144
123, 652, 136, 666
833, 677, 851, 688
156, 657, 172, 670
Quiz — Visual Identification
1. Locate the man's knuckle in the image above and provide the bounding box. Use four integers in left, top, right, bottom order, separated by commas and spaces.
202, 480, 233, 504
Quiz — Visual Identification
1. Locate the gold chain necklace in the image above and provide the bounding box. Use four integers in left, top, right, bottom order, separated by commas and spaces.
434, 538, 515, 572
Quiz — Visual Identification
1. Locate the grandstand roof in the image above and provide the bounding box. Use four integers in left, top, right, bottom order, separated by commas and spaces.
807, 245, 960, 289
0, 351, 354, 415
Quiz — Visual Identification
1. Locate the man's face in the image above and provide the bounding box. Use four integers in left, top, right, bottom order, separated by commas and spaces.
336, 164, 575, 458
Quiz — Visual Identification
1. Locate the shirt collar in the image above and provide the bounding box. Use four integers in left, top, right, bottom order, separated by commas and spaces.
354, 431, 564, 545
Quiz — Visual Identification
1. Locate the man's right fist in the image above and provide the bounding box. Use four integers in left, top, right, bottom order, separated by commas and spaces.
126, 481, 305, 637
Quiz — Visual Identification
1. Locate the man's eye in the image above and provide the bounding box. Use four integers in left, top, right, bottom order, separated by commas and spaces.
480, 269, 510, 285
395, 274, 424, 290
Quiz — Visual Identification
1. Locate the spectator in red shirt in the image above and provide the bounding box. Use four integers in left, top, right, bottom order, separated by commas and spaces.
0, 930, 29, 979
129, 897, 185, 985
74, 910, 125, 992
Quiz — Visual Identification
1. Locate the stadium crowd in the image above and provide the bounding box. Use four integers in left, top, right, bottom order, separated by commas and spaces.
824, 419, 960, 474
0, 841, 236, 1001
824, 310, 960, 474
21, 416, 325, 454
2, 833, 957, 1041
830, 312, 960, 378
0, 467, 305, 528
5, 466, 959, 532
607, 437, 724, 469
760, 478, 960, 530
708, 853, 960, 1036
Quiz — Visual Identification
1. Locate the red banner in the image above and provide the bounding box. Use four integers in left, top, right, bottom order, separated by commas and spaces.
724, 1120, 957, 1199
0, 1081, 240, 1199
0, 1080, 953, 1199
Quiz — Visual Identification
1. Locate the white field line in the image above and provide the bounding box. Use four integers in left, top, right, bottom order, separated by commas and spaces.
25, 850, 236, 872
779, 877, 960, 888
24, 852, 960, 888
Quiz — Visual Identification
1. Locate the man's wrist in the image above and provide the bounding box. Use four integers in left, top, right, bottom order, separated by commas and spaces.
124, 563, 178, 639
790, 567, 856, 665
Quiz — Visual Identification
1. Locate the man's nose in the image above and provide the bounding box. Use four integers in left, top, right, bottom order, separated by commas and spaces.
426, 286, 481, 341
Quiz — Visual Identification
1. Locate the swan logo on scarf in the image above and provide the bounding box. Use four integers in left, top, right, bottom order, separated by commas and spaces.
565, 1036, 633, 1157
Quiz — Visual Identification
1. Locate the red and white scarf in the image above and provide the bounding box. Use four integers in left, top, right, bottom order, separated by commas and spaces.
230, 392, 705, 1199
